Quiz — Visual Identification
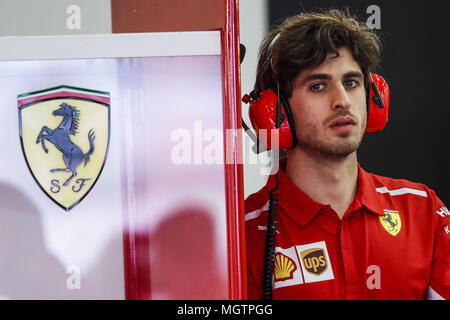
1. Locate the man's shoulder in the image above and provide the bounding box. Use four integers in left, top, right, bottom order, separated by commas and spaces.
244, 186, 270, 222
368, 171, 429, 192
364, 171, 444, 219
366, 170, 436, 199
244, 185, 274, 242
245, 186, 267, 208
367, 171, 449, 245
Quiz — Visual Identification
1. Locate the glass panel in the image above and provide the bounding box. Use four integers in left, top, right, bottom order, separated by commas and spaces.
0, 54, 228, 299
118, 56, 228, 299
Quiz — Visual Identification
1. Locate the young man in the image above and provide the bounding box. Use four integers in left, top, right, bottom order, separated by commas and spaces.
245, 10, 449, 300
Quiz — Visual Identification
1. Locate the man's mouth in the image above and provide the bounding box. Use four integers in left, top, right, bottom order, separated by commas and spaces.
329, 116, 356, 133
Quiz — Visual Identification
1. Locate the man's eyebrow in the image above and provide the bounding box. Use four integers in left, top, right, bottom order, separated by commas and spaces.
298, 71, 364, 87
297, 73, 331, 87
343, 71, 364, 79
303, 73, 331, 83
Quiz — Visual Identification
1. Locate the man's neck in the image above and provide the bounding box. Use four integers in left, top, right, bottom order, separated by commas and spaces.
284, 147, 359, 219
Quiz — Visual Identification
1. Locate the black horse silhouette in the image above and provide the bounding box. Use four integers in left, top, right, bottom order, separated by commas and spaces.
383, 213, 398, 230
36, 102, 95, 187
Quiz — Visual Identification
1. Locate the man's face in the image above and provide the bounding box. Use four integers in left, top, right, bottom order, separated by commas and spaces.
288, 47, 367, 159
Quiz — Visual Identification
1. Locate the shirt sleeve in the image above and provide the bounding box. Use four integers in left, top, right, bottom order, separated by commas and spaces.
245, 222, 264, 300
427, 189, 450, 300
247, 261, 263, 300
244, 194, 266, 300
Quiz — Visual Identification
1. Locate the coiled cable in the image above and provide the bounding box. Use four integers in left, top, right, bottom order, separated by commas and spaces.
262, 166, 280, 300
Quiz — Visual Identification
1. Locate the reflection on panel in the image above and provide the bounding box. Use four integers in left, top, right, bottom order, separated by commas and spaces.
118, 56, 228, 299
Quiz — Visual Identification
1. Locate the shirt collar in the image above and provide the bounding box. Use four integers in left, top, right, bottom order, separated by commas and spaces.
355, 163, 386, 216
264, 160, 324, 228
263, 161, 385, 228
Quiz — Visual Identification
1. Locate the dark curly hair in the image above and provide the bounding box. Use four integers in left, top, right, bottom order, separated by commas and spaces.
255, 9, 381, 98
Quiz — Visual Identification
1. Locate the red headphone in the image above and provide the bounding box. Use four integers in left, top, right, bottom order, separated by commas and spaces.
242, 73, 390, 151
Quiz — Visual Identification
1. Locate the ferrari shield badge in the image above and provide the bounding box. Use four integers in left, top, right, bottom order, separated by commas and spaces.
18, 85, 110, 211
380, 209, 402, 236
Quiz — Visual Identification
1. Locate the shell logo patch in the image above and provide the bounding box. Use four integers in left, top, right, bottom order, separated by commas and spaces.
272, 241, 334, 290
380, 210, 402, 236
18, 85, 110, 211
274, 252, 297, 282
273, 246, 303, 290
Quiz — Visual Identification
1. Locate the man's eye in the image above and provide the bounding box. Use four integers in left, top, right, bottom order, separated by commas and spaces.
344, 80, 359, 87
311, 83, 325, 91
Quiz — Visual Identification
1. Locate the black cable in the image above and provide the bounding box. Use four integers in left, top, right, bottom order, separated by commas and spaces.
262, 172, 279, 300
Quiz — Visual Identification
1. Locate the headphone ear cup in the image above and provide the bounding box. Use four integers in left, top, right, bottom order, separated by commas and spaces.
248, 89, 294, 150
365, 73, 390, 133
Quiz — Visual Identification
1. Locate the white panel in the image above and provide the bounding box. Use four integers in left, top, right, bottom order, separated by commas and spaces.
0, 59, 124, 299
0, 31, 221, 61
0, 32, 227, 299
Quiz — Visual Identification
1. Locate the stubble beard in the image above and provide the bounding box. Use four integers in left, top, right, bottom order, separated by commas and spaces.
295, 117, 366, 161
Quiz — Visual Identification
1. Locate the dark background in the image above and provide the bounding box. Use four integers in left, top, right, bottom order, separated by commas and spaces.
268, 0, 449, 205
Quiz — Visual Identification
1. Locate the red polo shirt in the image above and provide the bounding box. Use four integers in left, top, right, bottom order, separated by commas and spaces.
245, 163, 450, 300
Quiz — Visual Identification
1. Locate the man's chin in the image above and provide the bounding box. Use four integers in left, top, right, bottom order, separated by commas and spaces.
327, 143, 359, 158
298, 138, 362, 160
336, 131, 352, 138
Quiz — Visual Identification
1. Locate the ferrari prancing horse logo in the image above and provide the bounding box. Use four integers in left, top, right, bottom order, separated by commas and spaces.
380, 209, 402, 236
18, 85, 110, 211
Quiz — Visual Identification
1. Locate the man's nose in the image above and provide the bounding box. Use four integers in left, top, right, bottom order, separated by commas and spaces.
331, 84, 351, 111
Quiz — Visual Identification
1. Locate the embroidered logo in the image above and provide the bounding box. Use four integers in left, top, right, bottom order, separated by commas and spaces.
380, 209, 402, 236
300, 248, 328, 275
273, 247, 303, 289
436, 206, 449, 218
274, 252, 297, 282
296, 241, 334, 283
272, 241, 334, 289
445, 225, 449, 235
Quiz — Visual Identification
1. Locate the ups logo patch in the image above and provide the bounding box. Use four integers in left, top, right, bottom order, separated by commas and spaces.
300, 248, 327, 275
